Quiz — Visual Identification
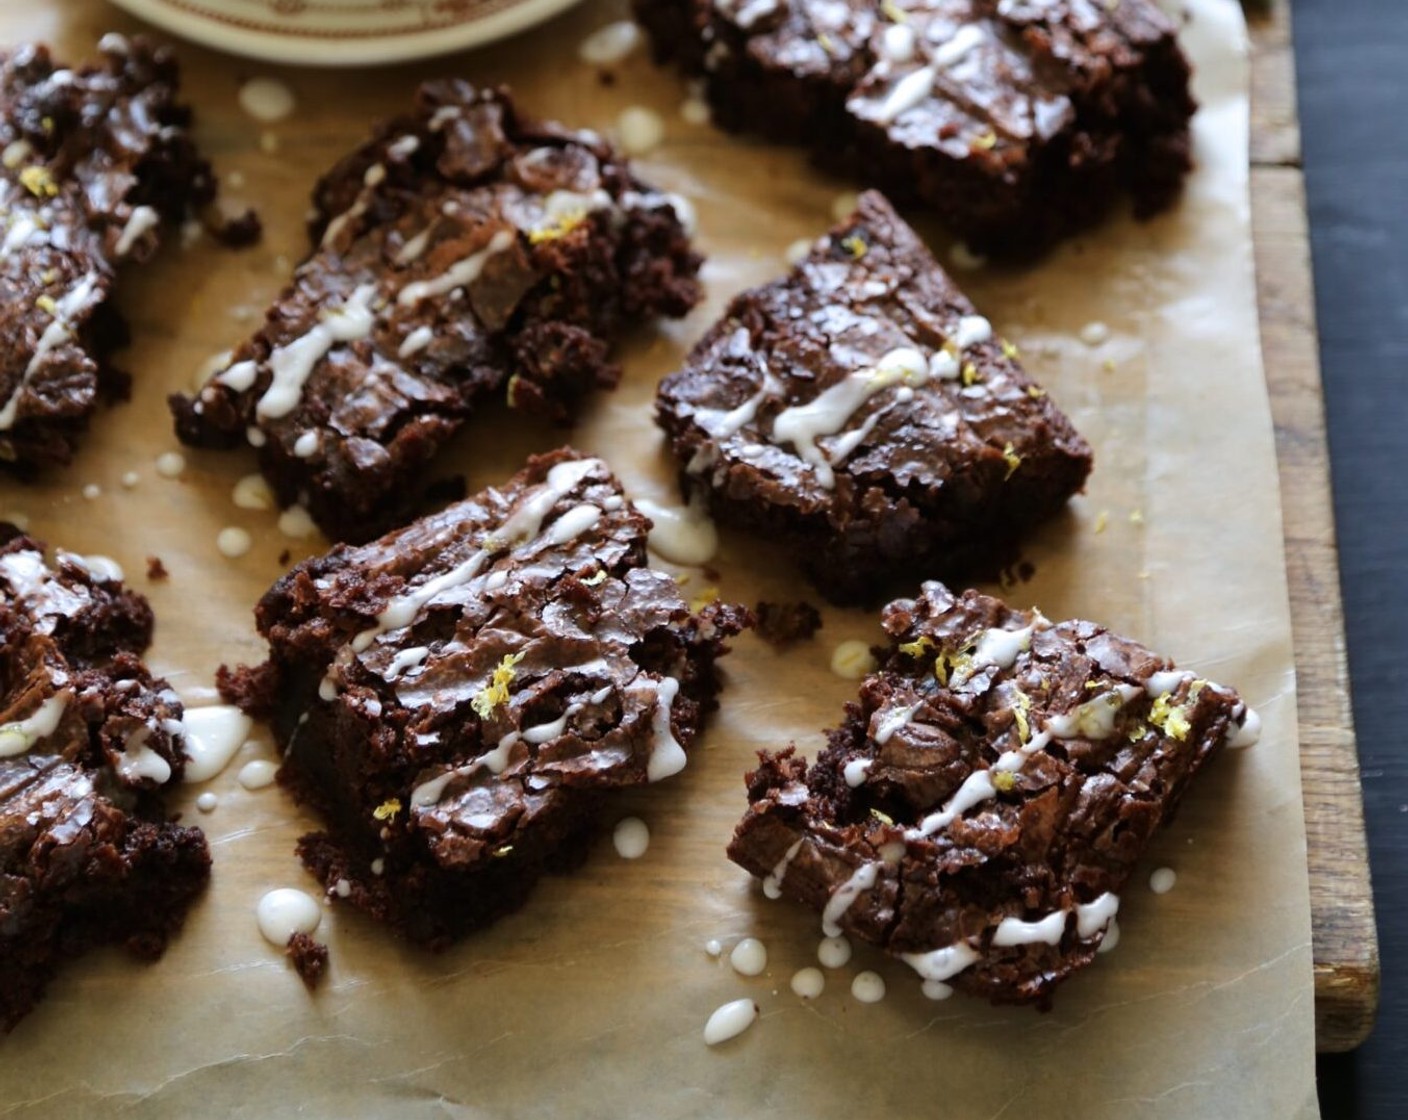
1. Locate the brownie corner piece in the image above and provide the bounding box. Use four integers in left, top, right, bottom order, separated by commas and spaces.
727, 579, 1260, 1007
634, 0, 1195, 255
0, 531, 210, 1032
237, 447, 746, 947
172, 83, 702, 544
0, 34, 224, 470
656, 190, 1091, 604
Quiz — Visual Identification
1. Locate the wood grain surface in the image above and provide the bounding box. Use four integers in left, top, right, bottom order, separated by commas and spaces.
1248, 0, 1379, 1053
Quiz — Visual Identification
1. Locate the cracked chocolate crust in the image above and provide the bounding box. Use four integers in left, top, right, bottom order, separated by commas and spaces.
220, 449, 748, 948
727, 581, 1258, 1007
172, 82, 702, 545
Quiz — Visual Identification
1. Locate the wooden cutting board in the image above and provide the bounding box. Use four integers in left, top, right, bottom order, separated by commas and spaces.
1248, 0, 1379, 1053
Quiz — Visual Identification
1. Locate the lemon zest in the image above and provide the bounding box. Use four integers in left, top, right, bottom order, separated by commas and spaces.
1148, 693, 1191, 741
472, 652, 525, 720
372, 798, 402, 822
1002, 442, 1022, 480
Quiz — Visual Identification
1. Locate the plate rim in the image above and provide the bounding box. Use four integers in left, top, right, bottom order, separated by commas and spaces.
106, 0, 587, 66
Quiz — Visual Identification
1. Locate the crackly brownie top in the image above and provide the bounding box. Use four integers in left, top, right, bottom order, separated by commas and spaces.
181, 82, 698, 488
0, 35, 213, 459
0, 529, 187, 791
706, 0, 1180, 158
255, 449, 740, 868
728, 580, 1259, 1002
658, 190, 1087, 514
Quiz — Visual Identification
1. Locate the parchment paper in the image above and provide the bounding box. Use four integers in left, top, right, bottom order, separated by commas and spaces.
0, 1, 1317, 1115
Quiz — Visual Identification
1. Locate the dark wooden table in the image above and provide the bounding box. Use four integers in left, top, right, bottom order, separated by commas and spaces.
1292, 0, 1406, 1114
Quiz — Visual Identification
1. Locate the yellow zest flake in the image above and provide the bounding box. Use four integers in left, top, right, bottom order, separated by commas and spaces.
881, 0, 908, 22
529, 210, 586, 245
935, 649, 973, 687
19, 165, 57, 198
372, 798, 402, 822
1012, 687, 1032, 743
817, 32, 836, 55
1148, 692, 1191, 741
991, 770, 1016, 793
1001, 442, 1022, 480
1026, 385, 1046, 400
1190, 678, 1208, 698
40, 116, 54, 134
492, 844, 515, 858
898, 635, 934, 659
973, 129, 998, 151
870, 807, 895, 826
35, 294, 58, 316
581, 568, 609, 587
1102, 358, 1116, 373
961, 362, 982, 387
1129, 508, 1144, 525
40, 267, 57, 284
1126, 721, 1148, 742
471, 651, 526, 720
840, 234, 868, 259
690, 586, 719, 612
505, 373, 522, 407
1093, 510, 1109, 534
1084, 679, 1102, 690
1000, 338, 1020, 360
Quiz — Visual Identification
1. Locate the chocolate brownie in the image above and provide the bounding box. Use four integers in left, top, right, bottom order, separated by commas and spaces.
0, 527, 210, 1032
727, 581, 1260, 1007
172, 83, 702, 544
220, 449, 747, 948
0, 34, 226, 469
656, 191, 1091, 605
634, 0, 1195, 256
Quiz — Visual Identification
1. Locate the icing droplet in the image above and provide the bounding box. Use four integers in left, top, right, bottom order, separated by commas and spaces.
634, 496, 718, 565
612, 816, 650, 859
817, 936, 852, 969
155, 451, 186, 478
278, 504, 318, 539
616, 106, 665, 156
238, 77, 296, 123
1149, 867, 1177, 894
703, 999, 758, 1046
729, 937, 767, 977
196, 791, 218, 813
232, 473, 274, 510
1080, 321, 1110, 347
181, 705, 253, 782
121, 470, 140, 488
850, 971, 886, 1003
790, 967, 825, 999
704, 939, 724, 958
1097, 918, 1121, 953
238, 759, 278, 789
680, 97, 710, 125
81, 484, 101, 501
217, 527, 252, 558
830, 640, 875, 680
578, 20, 642, 65
255, 887, 321, 946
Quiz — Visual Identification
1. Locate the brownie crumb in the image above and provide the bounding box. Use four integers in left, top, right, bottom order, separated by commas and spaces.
754, 600, 823, 649
285, 932, 328, 991
146, 555, 169, 580
277, 549, 291, 566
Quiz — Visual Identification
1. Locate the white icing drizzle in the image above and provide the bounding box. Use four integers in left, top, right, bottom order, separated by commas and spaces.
0, 549, 48, 597
730, 937, 767, 976
817, 936, 852, 969
716, 0, 779, 28
385, 645, 431, 680
821, 861, 880, 938
762, 838, 803, 900
951, 314, 993, 349
1229, 706, 1261, 748
772, 346, 927, 488
633, 496, 717, 565
1046, 684, 1143, 739
397, 228, 514, 307
612, 816, 650, 859
850, 971, 886, 1003
181, 705, 253, 782
0, 273, 101, 429
114, 205, 159, 257
703, 999, 758, 1046
117, 727, 172, 784
873, 701, 920, 744
645, 676, 686, 782
292, 430, 320, 458
60, 552, 124, 582
545, 503, 601, 546
398, 324, 434, 357
1145, 669, 1192, 696
255, 283, 377, 420
867, 24, 988, 124
900, 942, 981, 985
842, 758, 874, 788
2, 213, 44, 256
691, 365, 784, 441
255, 888, 321, 946
0, 692, 70, 757
395, 228, 432, 266
522, 702, 583, 744
1098, 918, 1121, 953
790, 967, 825, 999
992, 909, 1067, 947
386, 135, 420, 159
320, 161, 384, 247
881, 23, 917, 64
1076, 892, 1120, 937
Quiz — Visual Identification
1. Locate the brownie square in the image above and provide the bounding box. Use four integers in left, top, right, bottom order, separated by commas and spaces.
0, 35, 221, 469
172, 82, 702, 544
221, 449, 748, 948
727, 581, 1260, 1006
634, 0, 1195, 256
0, 526, 210, 1032
655, 190, 1092, 604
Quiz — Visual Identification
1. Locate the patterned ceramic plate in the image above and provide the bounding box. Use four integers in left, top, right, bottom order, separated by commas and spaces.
107, 0, 586, 65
